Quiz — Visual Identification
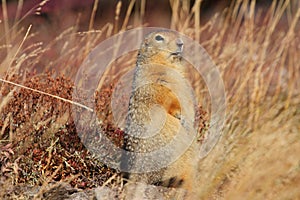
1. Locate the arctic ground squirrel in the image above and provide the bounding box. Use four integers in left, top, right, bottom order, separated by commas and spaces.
121, 30, 199, 199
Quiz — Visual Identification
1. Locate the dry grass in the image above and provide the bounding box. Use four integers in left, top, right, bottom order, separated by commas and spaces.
0, 0, 299, 199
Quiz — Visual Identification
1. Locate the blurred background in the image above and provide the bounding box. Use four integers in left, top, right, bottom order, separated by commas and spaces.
0, 0, 298, 76
0, 0, 284, 38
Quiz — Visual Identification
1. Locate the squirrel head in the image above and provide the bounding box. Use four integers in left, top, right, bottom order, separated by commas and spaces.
137, 30, 184, 65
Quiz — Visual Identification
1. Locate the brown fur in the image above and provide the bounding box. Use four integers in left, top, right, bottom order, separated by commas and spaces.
121, 30, 199, 199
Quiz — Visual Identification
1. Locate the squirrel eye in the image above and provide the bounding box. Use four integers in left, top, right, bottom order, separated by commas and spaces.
155, 34, 164, 42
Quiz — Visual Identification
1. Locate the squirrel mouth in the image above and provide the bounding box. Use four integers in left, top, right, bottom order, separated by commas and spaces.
170, 51, 182, 58
169, 51, 182, 62
170, 52, 181, 56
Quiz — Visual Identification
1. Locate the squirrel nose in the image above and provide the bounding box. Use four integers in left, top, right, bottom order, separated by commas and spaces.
176, 38, 184, 53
